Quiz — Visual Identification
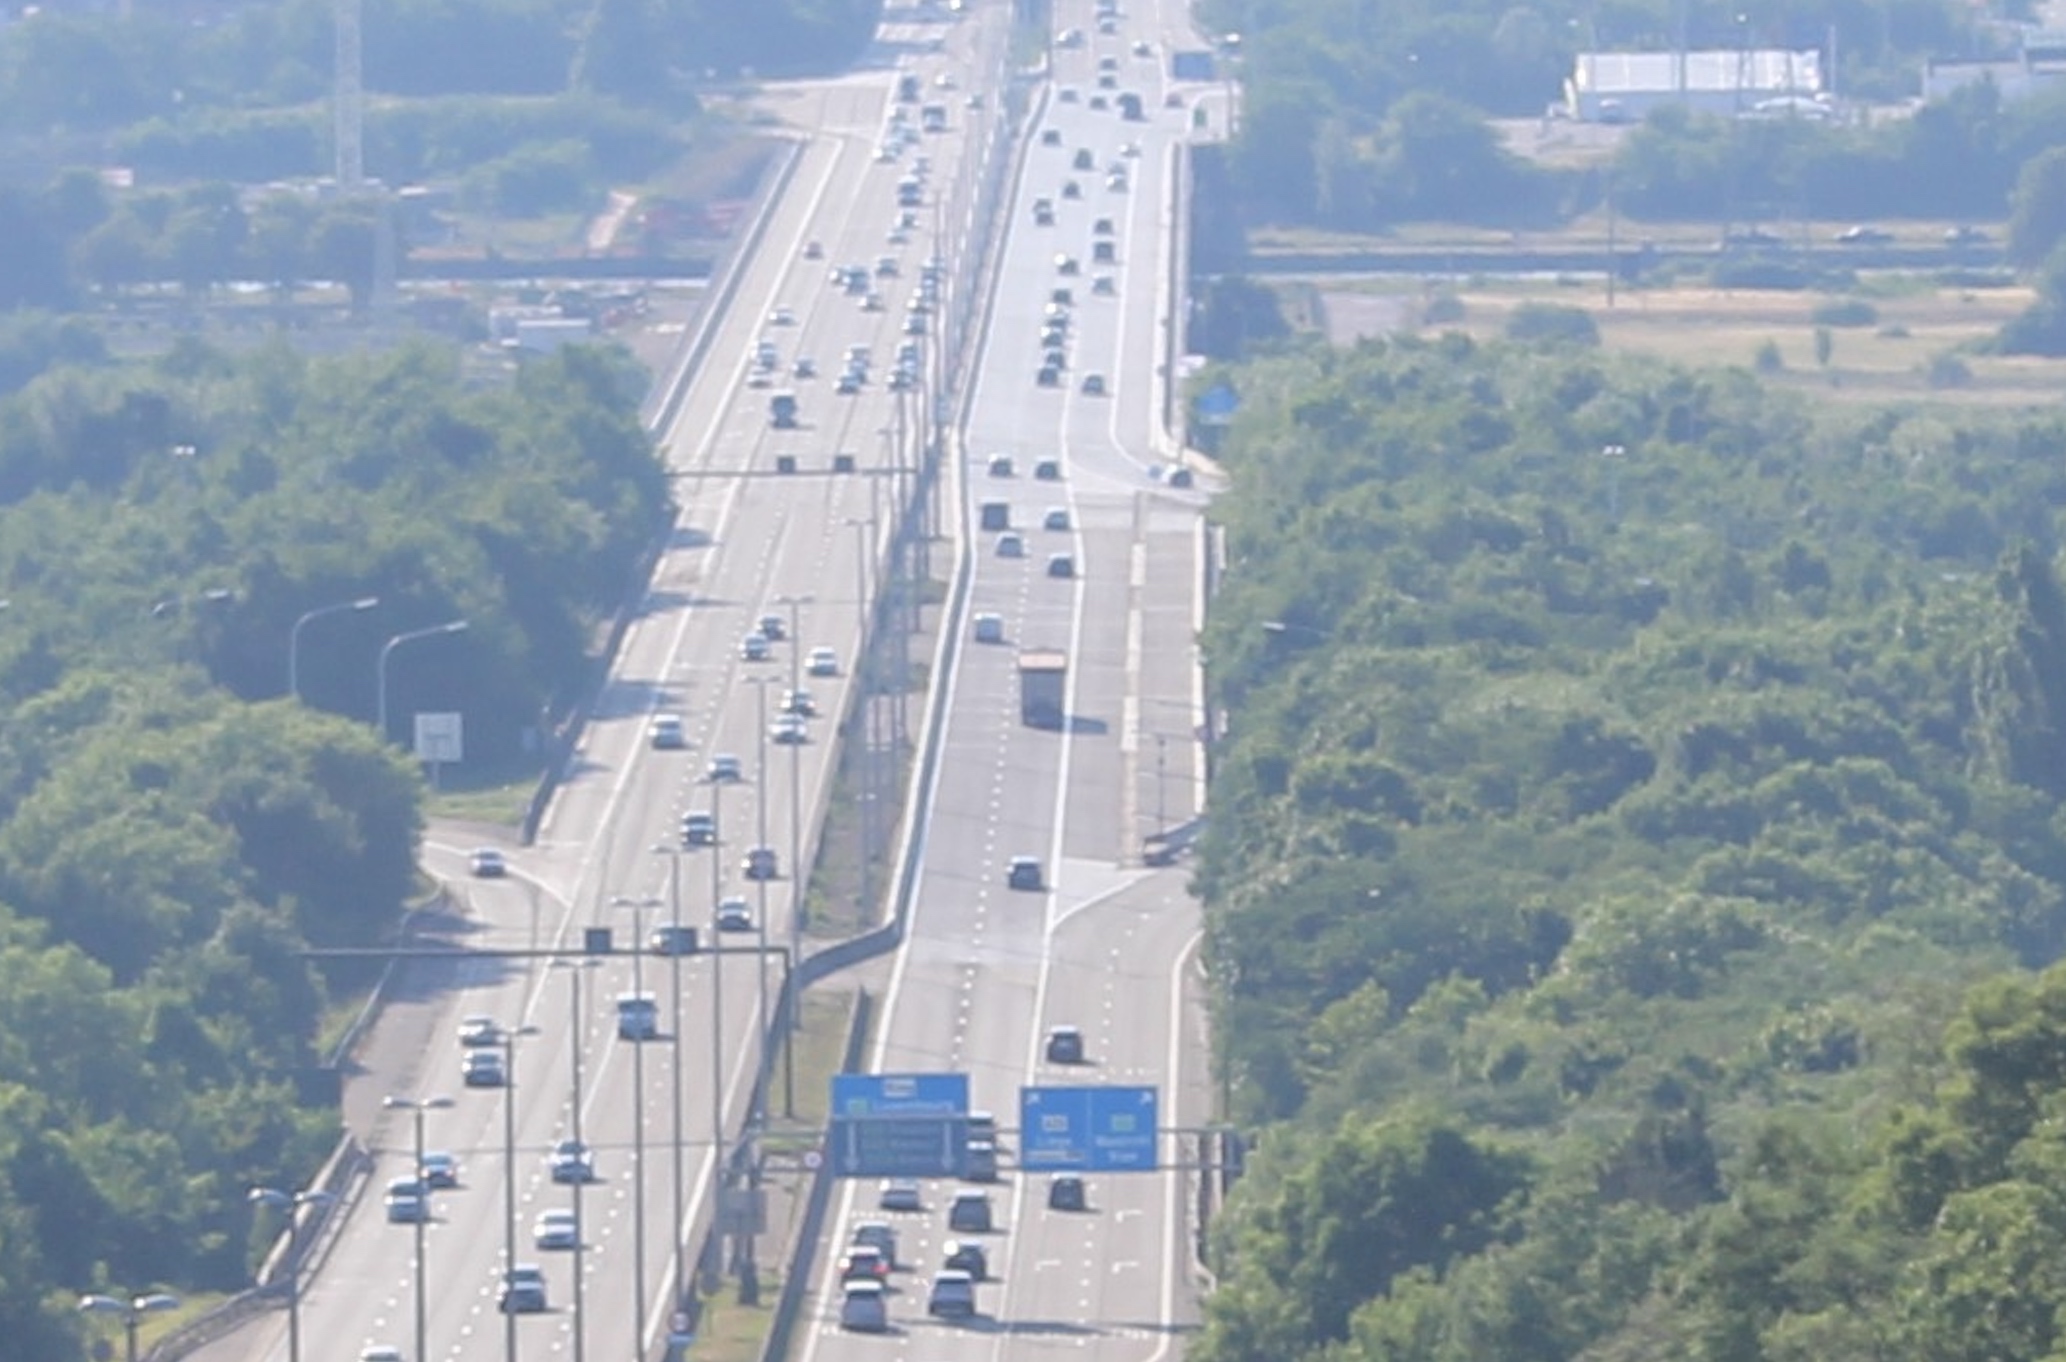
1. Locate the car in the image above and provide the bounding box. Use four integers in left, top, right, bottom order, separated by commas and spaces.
384, 1177, 428, 1224
360, 1349, 405, 1362
1093, 217, 1114, 236
1036, 364, 1062, 387
681, 810, 716, 845
1836, 224, 1892, 245
1062, 180, 1082, 198
943, 1239, 988, 1278
549, 1139, 597, 1184
1090, 94, 1109, 110
1057, 25, 1083, 45
792, 357, 817, 379
1042, 507, 1071, 532
973, 612, 1005, 643
757, 611, 786, 640
840, 1244, 891, 1282
1132, 37, 1151, 54
459, 1014, 502, 1047
1048, 553, 1076, 579
964, 1138, 999, 1181
708, 753, 743, 782
836, 371, 862, 395
1034, 457, 1062, 480
996, 532, 1025, 558
1106, 170, 1127, 191
499, 1265, 548, 1314
740, 632, 771, 661
1720, 226, 1784, 250
886, 226, 909, 245
420, 1151, 460, 1189
861, 292, 885, 312
533, 1208, 579, 1250
967, 1110, 998, 1144
469, 848, 506, 878
1081, 373, 1107, 396
875, 254, 900, 277
1073, 148, 1094, 170
928, 1269, 977, 1318
947, 1190, 993, 1232
1092, 274, 1116, 295
840, 1279, 889, 1332
1169, 466, 1195, 489
464, 1050, 506, 1087
904, 314, 926, 337
1045, 1025, 1085, 1064
1043, 347, 1067, 372
804, 240, 824, 259
769, 306, 796, 326
1098, 72, 1118, 89
1008, 855, 1044, 890
743, 846, 779, 880
1122, 140, 1141, 157
878, 1178, 923, 1211
807, 646, 840, 677
1097, 14, 1116, 32
987, 454, 1014, 477
1055, 254, 1079, 275
782, 688, 817, 717
851, 1220, 899, 1268
746, 368, 775, 390
1048, 1175, 1087, 1211
650, 923, 699, 955
1041, 127, 1063, 145
649, 714, 685, 749
717, 898, 754, 932
1058, 86, 1079, 102
769, 714, 808, 745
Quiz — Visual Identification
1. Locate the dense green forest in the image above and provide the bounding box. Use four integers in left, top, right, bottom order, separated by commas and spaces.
0, 338, 664, 1358
1190, 333, 2066, 1362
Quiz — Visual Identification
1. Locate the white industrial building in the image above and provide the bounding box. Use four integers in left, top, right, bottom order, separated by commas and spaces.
1564, 49, 1828, 123
1921, 31, 2066, 104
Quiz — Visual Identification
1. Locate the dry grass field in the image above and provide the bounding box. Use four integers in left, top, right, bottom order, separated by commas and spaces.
1318, 277, 2066, 407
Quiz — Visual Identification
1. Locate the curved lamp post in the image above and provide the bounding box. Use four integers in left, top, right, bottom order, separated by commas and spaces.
382, 1094, 454, 1362
376, 619, 467, 744
78, 1292, 181, 1362
288, 595, 379, 702
247, 1186, 337, 1362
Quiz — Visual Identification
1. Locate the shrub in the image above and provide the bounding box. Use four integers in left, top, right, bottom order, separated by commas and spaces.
1504, 301, 1599, 347
1811, 297, 1879, 327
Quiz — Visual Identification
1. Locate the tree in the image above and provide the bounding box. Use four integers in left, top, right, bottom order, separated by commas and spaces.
2008, 145, 2066, 267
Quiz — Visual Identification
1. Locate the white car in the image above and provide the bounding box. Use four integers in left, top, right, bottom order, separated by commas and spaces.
769, 715, 808, 745
533, 1208, 579, 1250
458, 1015, 501, 1047
549, 1139, 597, 1183
769, 306, 795, 325
708, 753, 744, 782
807, 647, 840, 677
649, 714, 685, 749
469, 848, 506, 878
717, 898, 754, 932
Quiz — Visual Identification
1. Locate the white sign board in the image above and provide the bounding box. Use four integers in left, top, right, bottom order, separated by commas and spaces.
413, 712, 464, 764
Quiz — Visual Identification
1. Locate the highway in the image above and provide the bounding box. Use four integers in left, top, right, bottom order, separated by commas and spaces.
794, 0, 1216, 1355
216, 8, 1020, 1362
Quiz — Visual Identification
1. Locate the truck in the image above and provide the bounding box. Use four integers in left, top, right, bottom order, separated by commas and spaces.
769, 390, 799, 428
1018, 650, 1067, 728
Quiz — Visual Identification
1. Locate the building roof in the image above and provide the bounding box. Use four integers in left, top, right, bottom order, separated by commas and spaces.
1573, 49, 1823, 97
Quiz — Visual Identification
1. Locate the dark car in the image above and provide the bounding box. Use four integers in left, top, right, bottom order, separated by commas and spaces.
943, 1239, 989, 1279
1048, 1175, 1087, 1211
1008, 856, 1044, 890
1045, 1025, 1085, 1064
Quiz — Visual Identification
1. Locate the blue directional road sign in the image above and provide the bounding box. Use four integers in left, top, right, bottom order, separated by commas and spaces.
1018, 1085, 1159, 1172
828, 1073, 971, 1178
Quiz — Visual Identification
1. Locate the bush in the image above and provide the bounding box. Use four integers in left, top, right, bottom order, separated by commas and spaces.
461, 140, 597, 217
1811, 298, 1879, 328
1926, 352, 1974, 388
1423, 292, 1466, 325
1754, 339, 1785, 373
1504, 301, 1599, 347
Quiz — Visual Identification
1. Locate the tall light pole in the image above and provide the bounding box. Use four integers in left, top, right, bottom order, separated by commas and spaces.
747, 675, 778, 1131
78, 1292, 181, 1362
653, 845, 691, 1320
288, 595, 379, 702
500, 1025, 526, 1362
383, 1094, 453, 1362
704, 779, 728, 1297
775, 596, 810, 1001
613, 892, 661, 1345
376, 619, 467, 743
247, 1185, 336, 1362
549, 959, 598, 1362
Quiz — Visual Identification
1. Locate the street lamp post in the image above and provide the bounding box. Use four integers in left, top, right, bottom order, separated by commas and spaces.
382, 1094, 453, 1362
613, 893, 661, 1345
288, 595, 379, 702
549, 959, 598, 1362
654, 846, 691, 1319
746, 676, 778, 1133
501, 1025, 525, 1362
376, 619, 467, 743
78, 1293, 181, 1362
247, 1185, 336, 1362
704, 781, 728, 1296
775, 595, 810, 967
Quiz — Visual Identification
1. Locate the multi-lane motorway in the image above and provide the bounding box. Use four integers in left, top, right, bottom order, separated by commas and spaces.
206, 0, 1214, 1358
796, 0, 1214, 1354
